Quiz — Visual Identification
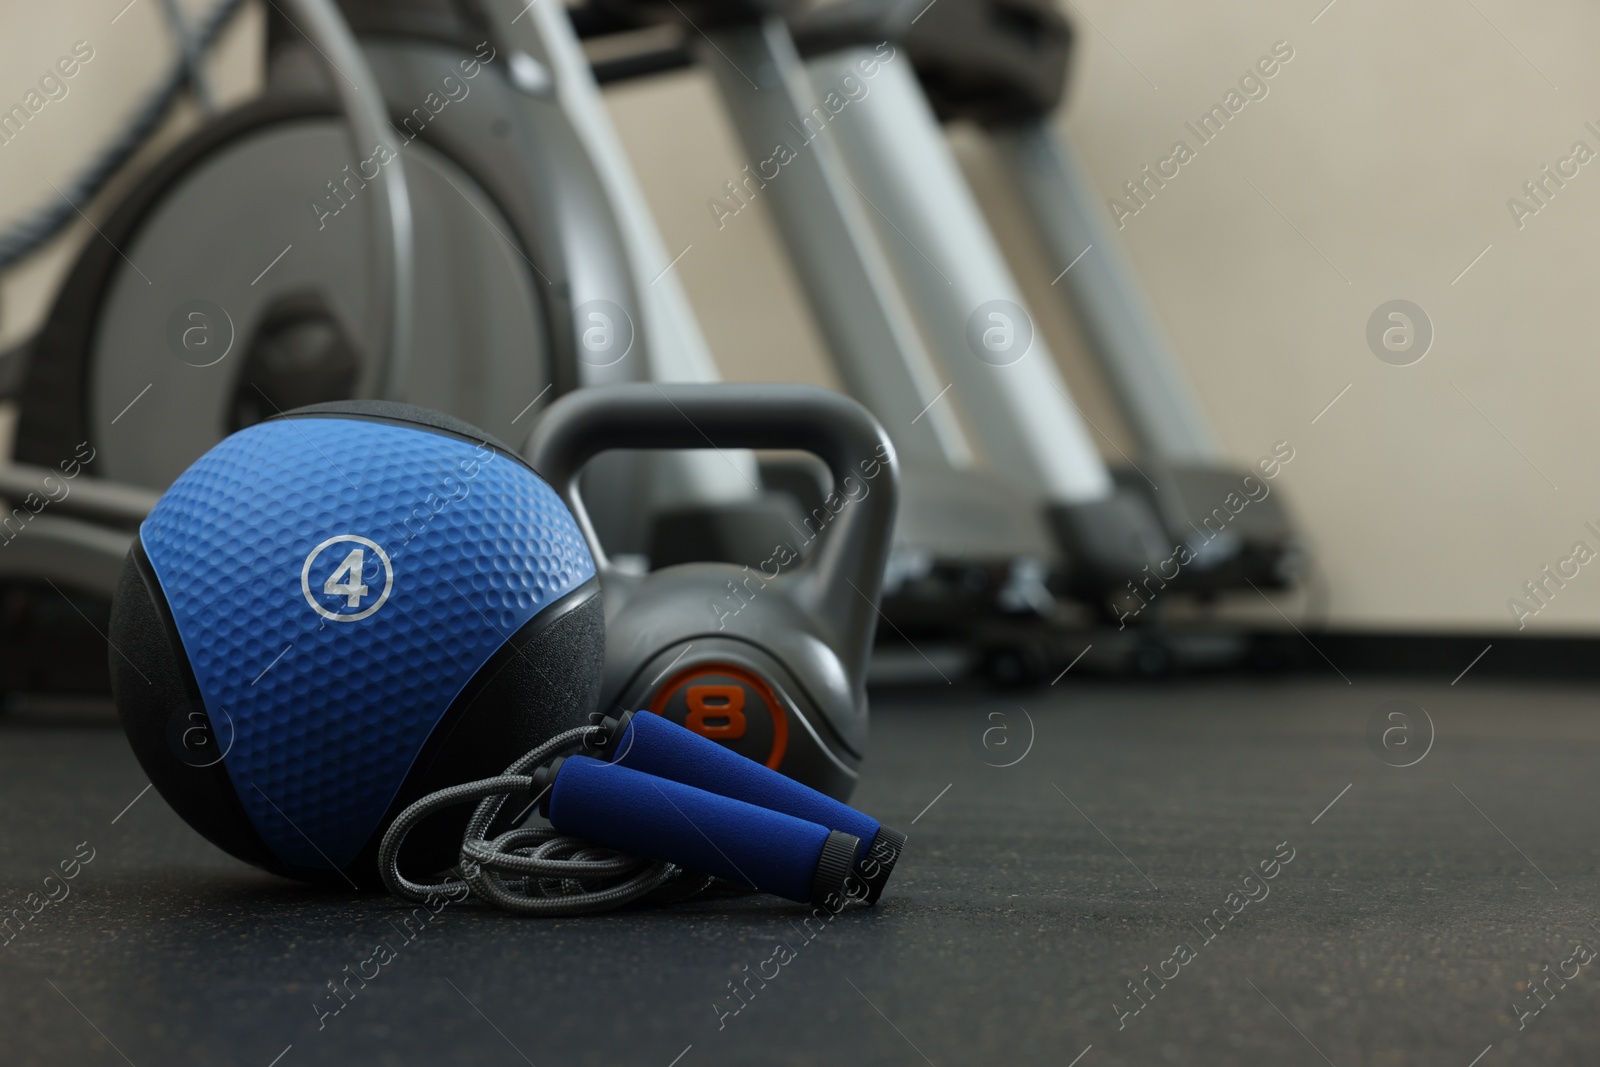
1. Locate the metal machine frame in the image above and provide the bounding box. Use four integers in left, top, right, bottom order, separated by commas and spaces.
663, 13, 1170, 605
787, 0, 1304, 597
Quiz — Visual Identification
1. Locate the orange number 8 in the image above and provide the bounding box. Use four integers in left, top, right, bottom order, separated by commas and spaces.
685, 685, 747, 739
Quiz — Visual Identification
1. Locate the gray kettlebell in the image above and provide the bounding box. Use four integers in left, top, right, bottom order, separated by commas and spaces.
526, 383, 899, 800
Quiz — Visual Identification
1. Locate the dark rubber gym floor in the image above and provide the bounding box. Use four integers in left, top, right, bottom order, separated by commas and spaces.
3, 677, 1598, 1066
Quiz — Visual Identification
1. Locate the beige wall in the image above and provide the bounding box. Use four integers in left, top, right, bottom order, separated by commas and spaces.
1045, 0, 1600, 636
4, 0, 1599, 633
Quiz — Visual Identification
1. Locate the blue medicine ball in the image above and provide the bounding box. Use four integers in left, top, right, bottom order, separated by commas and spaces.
109, 401, 603, 887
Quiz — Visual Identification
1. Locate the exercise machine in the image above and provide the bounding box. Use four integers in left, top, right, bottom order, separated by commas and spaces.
575, 0, 1175, 634
0, 0, 794, 696
790, 0, 1305, 597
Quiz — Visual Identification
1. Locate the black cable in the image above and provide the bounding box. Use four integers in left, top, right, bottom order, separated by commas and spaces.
378, 724, 713, 916
0, 0, 250, 271
158, 0, 219, 113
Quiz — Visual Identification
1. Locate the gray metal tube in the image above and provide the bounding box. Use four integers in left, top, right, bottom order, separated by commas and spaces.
990, 121, 1223, 463
281, 0, 415, 402
506, 0, 760, 505
700, 20, 975, 471
808, 50, 1113, 503
0, 463, 158, 526
0, 516, 134, 601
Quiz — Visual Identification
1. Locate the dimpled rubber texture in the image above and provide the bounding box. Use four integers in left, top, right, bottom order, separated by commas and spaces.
139, 417, 595, 870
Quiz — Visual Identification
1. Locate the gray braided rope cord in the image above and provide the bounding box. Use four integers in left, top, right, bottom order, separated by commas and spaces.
379, 725, 714, 917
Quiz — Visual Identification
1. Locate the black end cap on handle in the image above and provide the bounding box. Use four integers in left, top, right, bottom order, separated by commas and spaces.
587, 710, 636, 761
811, 829, 861, 907
529, 757, 567, 818
854, 825, 906, 904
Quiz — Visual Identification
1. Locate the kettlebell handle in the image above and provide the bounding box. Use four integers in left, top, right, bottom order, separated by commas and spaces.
525, 383, 899, 662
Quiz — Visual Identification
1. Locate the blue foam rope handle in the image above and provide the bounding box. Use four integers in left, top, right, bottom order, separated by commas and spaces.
547, 756, 833, 903
609, 711, 881, 853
